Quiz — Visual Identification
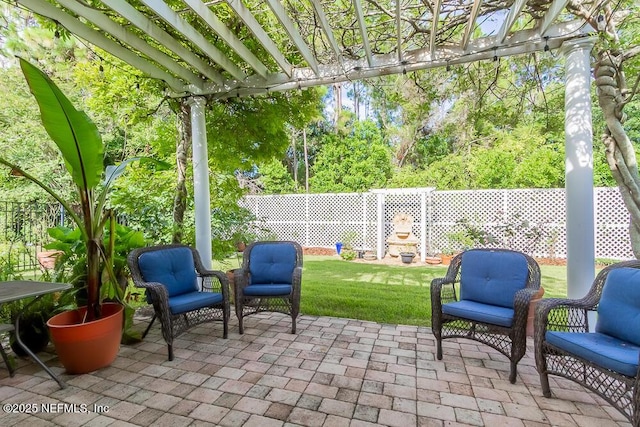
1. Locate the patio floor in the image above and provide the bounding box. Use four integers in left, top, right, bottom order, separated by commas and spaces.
0, 312, 632, 426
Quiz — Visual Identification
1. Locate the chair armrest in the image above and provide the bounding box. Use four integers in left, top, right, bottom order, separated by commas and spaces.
233, 268, 249, 303
134, 281, 171, 312
200, 270, 230, 299
512, 287, 542, 329
292, 266, 303, 289
534, 298, 594, 343
430, 277, 458, 314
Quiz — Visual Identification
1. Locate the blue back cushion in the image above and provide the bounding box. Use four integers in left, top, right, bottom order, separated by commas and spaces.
596, 267, 640, 346
460, 250, 529, 308
138, 247, 198, 297
250, 243, 297, 285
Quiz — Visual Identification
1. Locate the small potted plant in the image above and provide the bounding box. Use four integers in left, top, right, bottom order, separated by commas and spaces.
399, 251, 416, 264
424, 251, 443, 265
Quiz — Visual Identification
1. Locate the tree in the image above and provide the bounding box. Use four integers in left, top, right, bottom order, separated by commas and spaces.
310, 119, 392, 193
569, 0, 640, 256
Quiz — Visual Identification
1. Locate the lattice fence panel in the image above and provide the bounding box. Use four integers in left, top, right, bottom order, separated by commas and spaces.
242, 187, 634, 260
502, 189, 566, 257
596, 188, 633, 259
308, 193, 369, 249
431, 190, 505, 254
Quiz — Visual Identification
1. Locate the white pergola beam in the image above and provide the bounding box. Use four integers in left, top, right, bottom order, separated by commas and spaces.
430, 0, 442, 57
140, 0, 247, 81
311, 0, 344, 66
462, 0, 483, 51
17, 0, 186, 91
353, 0, 374, 67
183, 0, 270, 78
539, 0, 570, 35
497, 0, 528, 43
226, 0, 293, 77
55, 0, 203, 87
265, 0, 320, 75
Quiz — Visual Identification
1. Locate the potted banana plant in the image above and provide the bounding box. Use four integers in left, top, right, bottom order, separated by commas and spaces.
0, 58, 163, 374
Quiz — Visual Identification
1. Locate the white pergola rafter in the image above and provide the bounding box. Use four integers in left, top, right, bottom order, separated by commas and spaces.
462, 0, 484, 51
396, 0, 403, 63
310, 0, 344, 67
17, 0, 187, 91
182, 0, 270, 78
539, 0, 571, 35
101, 0, 224, 84
225, 0, 293, 77
497, 0, 529, 43
139, 0, 247, 81
54, 0, 204, 87
430, 0, 442, 57
353, 0, 374, 67
265, 0, 320, 76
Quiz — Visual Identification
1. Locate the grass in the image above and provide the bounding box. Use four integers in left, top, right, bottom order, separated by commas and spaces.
298, 256, 569, 327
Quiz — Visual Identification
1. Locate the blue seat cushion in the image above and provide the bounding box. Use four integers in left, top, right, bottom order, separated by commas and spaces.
596, 267, 640, 346
249, 243, 297, 285
442, 300, 514, 327
244, 284, 292, 297
460, 250, 529, 308
169, 291, 223, 315
138, 247, 198, 298
546, 331, 640, 377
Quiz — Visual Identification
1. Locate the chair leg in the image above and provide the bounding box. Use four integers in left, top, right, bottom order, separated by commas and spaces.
509, 361, 517, 384
142, 314, 157, 339
291, 314, 296, 334
0, 345, 14, 377
539, 371, 552, 397
238, 316, 244, 335
168, 344, 174, 361
436, 338, 443, 360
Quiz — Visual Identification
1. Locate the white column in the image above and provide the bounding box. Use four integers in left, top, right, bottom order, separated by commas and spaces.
562, 38, 595, 300
187, 96, 212, 268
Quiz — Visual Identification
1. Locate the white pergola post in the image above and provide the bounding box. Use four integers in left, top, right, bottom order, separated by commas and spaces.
187, 96, 213, 268
562, 38, 595, 300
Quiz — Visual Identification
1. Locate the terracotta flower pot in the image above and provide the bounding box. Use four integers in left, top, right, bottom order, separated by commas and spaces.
47, 302, 123, 374
526, 287, 545, 336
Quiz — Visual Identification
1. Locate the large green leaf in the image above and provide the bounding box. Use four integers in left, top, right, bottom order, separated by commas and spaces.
19, 58, 103, 190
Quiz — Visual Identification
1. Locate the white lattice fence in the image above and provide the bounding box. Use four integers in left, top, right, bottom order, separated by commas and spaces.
242, 187, 635, 260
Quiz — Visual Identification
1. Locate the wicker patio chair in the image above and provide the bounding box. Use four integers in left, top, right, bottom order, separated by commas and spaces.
534, 260, 640, 426
234, 241, 303, 334
128, 244, 230, 361
431, 248, 541, 383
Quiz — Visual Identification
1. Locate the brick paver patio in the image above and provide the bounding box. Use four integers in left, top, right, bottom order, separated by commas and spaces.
0, 312, 632, 426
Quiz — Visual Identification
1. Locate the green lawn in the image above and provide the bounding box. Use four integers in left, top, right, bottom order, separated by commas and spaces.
298, 255, 569, 326
216, 254, 570, 327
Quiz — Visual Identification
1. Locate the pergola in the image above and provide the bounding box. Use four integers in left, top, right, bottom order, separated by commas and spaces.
15, 0, 606, 299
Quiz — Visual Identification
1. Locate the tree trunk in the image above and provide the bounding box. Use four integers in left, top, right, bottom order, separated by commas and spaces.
172, 100, 190, 244
291, 131, 298, 191
594, 50, 640, 258
303, 127, 310, 193
334, 83, 342, 127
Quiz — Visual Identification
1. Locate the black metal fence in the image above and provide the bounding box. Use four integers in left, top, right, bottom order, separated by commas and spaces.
0, 201, 70, 272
